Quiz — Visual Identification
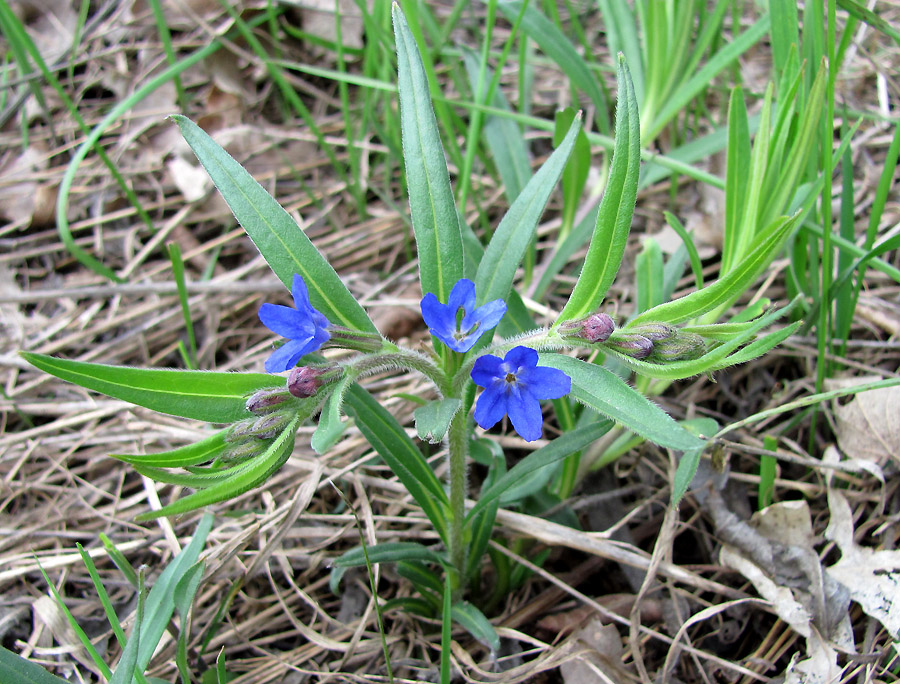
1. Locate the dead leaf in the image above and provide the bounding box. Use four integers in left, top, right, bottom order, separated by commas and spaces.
782, 632, 845, 684
827, 375, 900, 466
298, 0, 365, 50
559, 619, 633, 684
825, 481, 900, 638
0, 144, 56, 227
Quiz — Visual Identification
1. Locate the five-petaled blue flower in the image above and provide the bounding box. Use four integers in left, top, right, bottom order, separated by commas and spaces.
421, 279, 507, 353
259, 274, 331, 373
471, 346, 571, 442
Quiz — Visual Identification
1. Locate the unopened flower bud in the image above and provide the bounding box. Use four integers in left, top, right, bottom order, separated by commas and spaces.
245, 387, 291, 415
288, 366, 327, 398
220, 440, 260, 465
650, 333, 706, 362
250, 412, 291, 440
630, 323, 676, 341
605, 333, 653, 359
558, 312, 616, 344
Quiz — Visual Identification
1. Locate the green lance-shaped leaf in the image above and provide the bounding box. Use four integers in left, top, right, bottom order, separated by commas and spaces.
112, 430, 229, 467
392, 5, 464, 304
414, 397, 462, 443
475, 114, 582, 306
451, 601, 501, 656
310, 374, 353, 454
554, 55, 640, 326
21, 353, 283, 424
629, 212, 799, 327
0, 646, 72, 684
467, 419, 613, 523
135, 418, 298, 520
344, 385, 451, 543
538, 354, 706, 454
172, 115, 376, 333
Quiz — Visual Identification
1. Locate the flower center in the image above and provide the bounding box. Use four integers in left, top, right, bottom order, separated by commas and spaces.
504, 372, 518, 384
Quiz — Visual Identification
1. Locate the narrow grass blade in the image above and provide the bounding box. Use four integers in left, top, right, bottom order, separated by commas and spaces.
168, 243, 198, 369
462, 51, 532, 203
21, 353, 283, 424
451, 602, 500, 656
597, 0, 643, 103
498, 0, 610, 133
173, 116, 376, 333
635, 237, 664, 313
555, 55, 639, 325
393, 5, 464, 304
109, 580, 142, 684
334, 542, 448, 568
475, 114, 581, 306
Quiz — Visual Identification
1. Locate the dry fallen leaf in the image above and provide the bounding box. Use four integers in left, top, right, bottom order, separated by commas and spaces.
559, 619, 633, 684
827, 376, 900, 466
825, 479, 900, 638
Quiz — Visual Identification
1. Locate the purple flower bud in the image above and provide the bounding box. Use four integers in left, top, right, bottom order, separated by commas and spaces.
220, 441, 260, 464
606, 333, 654, 359
245, 387, 291, 415
288, 366, 327, 398
558, 312, 616, 343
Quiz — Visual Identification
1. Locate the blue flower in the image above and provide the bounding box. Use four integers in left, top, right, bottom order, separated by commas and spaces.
259, 274, 331, 373
420, 279, 507, 353
471, 346, 571, 442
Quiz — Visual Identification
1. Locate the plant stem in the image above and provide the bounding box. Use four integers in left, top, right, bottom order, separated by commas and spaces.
447, 409, 469, 597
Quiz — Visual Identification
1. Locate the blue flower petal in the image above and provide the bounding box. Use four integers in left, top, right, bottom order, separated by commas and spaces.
471, 353, 505, 386
470, 346, 571, 441
419, 278, 506, 353
259, 274, 332, 373
473, 381, 508, 430
524, 366, 572, 399
505, 384, 543, 442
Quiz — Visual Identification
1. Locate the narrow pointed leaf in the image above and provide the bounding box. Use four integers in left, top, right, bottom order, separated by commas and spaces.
414, 398, 462, 443
21, 353, 282, 424
344, 385, 450, 543
135, 419, 298, 520
113, 430, 228, 467
334, 542, 448, 568
538, 354, 706, 454
0, 647, 71, 684
392, 5, 464, 303
311, 375, 353, 454
172, 115, 375, 333
475, 114, 581, 305
555, 55, 640, 325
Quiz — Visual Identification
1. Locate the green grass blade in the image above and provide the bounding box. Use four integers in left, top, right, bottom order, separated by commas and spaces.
555, 55, 639, 325
635, 237, 664, 314
475, 114, 581, 306
597, 0, 643, 104
451, 601, 500, 655
498, 0, 610, 134
21, 353, 283, 423
393, 5, 465, 304
644, 13, 770, 142
173, 115, 376, 333
334, 542, 448, 568
168, 242, 198, 369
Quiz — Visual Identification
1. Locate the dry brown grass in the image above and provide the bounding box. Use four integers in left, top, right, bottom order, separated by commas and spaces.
2, 1, 900, 682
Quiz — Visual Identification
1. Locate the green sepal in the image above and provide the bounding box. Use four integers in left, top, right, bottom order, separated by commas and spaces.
112, 430, 229, 467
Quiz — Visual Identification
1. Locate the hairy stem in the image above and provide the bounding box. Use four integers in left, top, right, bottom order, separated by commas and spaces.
447, 409, 469, 597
